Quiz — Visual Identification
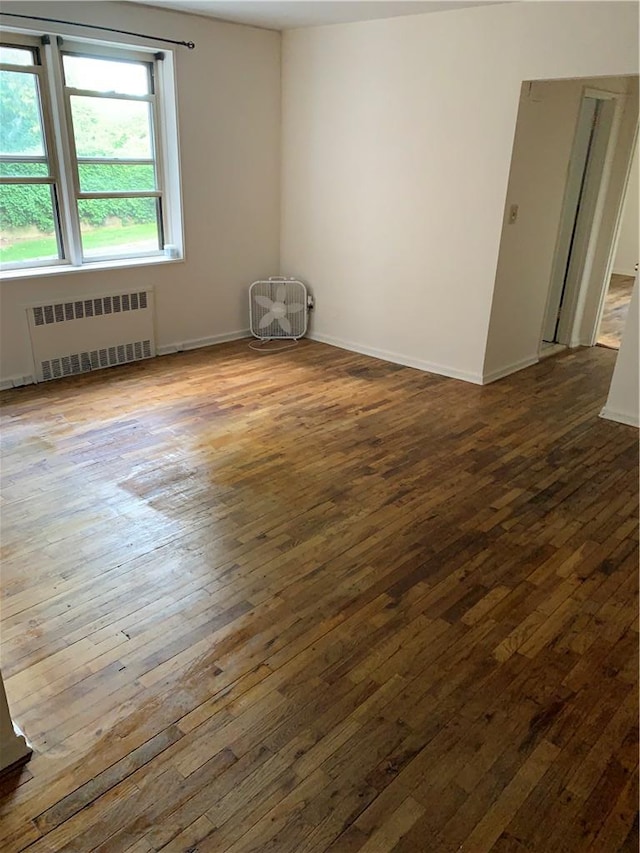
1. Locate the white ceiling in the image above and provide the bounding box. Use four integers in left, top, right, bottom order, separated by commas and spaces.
132, 1, 502, 31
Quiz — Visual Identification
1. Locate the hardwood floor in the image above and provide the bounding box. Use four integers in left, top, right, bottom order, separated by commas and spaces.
597, 274, 635, 350
0, 340, 637, 852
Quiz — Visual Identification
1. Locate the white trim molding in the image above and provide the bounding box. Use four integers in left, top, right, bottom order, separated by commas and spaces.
481, 355, 540, 385
599, 406, 640, 428
1, 332, 251, 389
0, 375, 36, 391
156, 329, 251, 356
308, 332, 484, 384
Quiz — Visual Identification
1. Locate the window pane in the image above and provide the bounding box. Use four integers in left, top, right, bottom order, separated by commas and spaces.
0, 71, 45, 156
78, 163, 156, 193
0, 161, 49, 177
0, 184, 60, 264
70, 96, 153, 159
0, 46, 36, 66
63, 55, 150, 96
77, 197, 160, 258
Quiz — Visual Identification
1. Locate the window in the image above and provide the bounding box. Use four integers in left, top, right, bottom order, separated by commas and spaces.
0, 32, 181, 272
0, 38, 64, 266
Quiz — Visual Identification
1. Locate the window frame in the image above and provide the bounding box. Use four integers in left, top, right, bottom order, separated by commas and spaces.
60, 43, 165, 263
0, 30, 181, 275
0, 33, 67, 271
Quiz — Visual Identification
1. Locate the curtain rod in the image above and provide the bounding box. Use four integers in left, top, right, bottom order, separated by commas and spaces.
0, 11, 195, 49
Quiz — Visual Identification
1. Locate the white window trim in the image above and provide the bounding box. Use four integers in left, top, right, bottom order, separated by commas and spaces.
0, 253, 184, 282
0, 27, 183, 278
0, 32, 68, 271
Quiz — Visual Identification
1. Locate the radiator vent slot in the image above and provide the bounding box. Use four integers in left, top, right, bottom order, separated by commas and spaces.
28, 289, 155, 383
32, 291, 149, 326
41, 340, 153, 381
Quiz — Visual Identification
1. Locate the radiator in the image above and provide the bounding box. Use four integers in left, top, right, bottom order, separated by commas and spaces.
27, 290, 156, 382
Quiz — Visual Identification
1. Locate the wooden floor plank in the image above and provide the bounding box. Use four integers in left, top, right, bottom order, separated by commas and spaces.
0, 339, 637, 852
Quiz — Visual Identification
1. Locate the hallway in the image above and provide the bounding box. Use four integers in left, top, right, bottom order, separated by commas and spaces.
597, 273, 635, 349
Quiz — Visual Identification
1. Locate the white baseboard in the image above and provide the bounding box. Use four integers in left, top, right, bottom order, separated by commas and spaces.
481, 355, 539, 385
0, 375, 36, 391
599, 406, 640, 427
612, 267, 637, 278
157, 329, 250, 356
308, 331, 483, 384
1, 332, 251, 389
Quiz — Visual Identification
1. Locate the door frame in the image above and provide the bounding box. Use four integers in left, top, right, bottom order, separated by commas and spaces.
540, 93, 601, 345
566, 87, 628, 346
539, 86, 627, 348
590, 126, 639, 346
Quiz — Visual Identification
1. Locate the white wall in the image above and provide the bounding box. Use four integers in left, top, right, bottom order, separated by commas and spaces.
281, 1, 639, 382
601, 280, 639, 427
482, 76, 635, 381
613, 142, 639, 276
2, 2, 638, 388
0, 668, 30, 773
0, 1, 281, 385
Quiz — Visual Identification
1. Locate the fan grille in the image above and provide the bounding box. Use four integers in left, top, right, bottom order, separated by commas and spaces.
249, 279, 308, 340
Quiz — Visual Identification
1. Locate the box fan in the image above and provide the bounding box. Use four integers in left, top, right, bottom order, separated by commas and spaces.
249, 277, 308, 341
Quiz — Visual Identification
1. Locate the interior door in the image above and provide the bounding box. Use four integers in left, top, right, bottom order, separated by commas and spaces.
541, 97, 599, 343
556, 97, 616, 344
542, 93, 617, 344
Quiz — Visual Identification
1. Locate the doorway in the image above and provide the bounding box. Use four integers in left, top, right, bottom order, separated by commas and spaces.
482, 75, 638, 386
541, 90, 618, 347
594, 136, 638, 350
597, 273, 636, 349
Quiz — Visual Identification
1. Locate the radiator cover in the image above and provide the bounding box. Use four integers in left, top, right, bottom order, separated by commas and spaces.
27, 290, 156, 382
